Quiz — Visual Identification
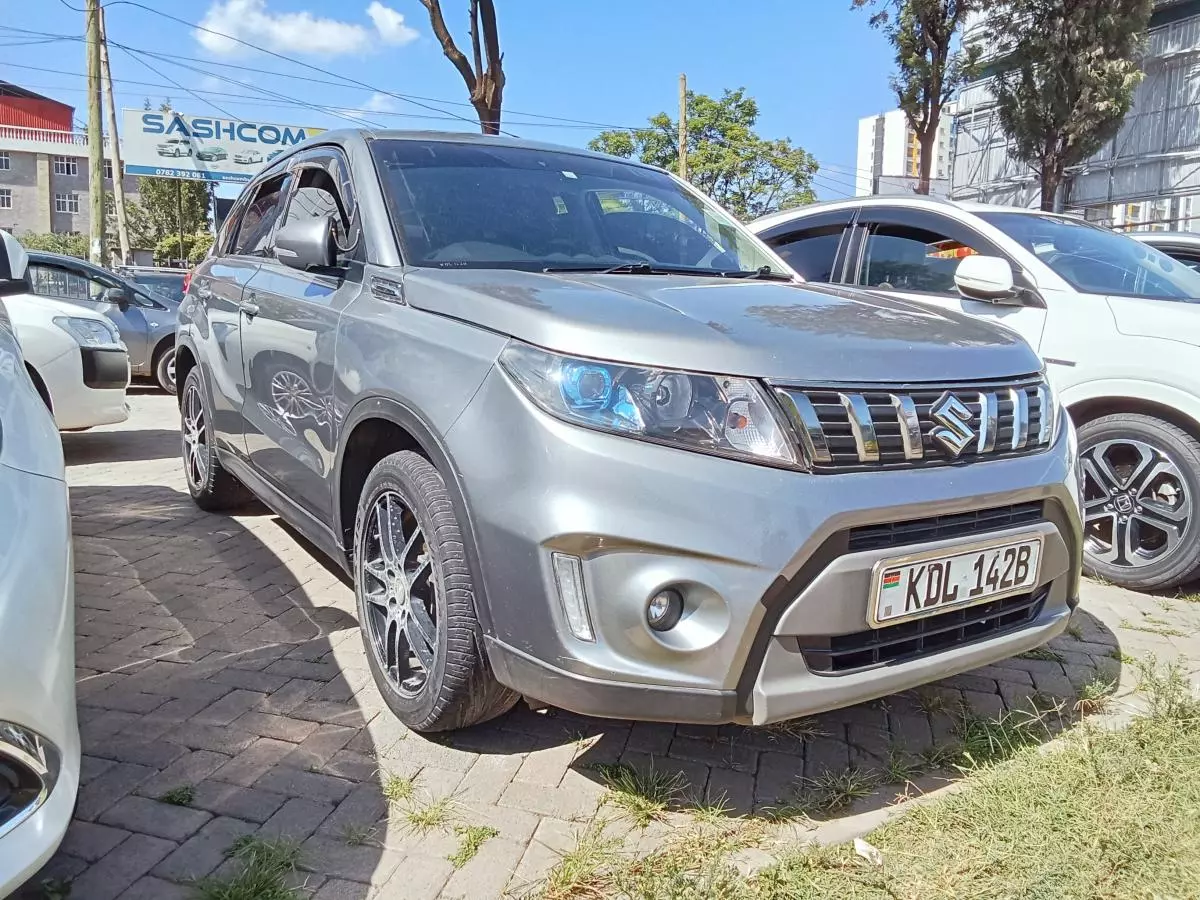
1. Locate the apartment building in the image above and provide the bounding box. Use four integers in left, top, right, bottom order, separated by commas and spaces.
0, 81, 138, 236
854, 106, 954, 197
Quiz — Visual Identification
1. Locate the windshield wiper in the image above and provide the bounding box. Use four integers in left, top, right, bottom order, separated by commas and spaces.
543, 262, 713, 276
719, 266, 794, 282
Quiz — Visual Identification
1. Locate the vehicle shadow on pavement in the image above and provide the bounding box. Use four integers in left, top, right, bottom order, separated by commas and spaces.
62, 429, 183, 466
20, 481, 388, 900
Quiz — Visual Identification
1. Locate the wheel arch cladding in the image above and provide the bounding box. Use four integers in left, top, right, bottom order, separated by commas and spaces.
1069, 395, 1200, 444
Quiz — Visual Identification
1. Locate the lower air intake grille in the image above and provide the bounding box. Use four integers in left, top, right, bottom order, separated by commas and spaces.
847, 501, 1045, 553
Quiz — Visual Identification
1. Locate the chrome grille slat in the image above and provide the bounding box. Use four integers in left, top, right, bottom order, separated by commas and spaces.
775, 377, 1051, 472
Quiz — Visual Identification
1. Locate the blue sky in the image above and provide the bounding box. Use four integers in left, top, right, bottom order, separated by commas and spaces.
1, 0, 898, 200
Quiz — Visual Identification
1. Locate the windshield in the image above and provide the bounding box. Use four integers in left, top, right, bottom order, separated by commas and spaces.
978, 211, 1200, 301
370, 140, 785, 274
128, 272, 186, 303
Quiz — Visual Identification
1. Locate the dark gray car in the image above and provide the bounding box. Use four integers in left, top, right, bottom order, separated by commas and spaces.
26, 252, 179, 392
176, 130, 1083, 733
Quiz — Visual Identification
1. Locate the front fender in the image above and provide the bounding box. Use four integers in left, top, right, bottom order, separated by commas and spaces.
1063, 378, 1200, 432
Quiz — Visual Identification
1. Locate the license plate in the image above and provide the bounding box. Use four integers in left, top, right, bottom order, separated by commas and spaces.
869, 535, 1043, 627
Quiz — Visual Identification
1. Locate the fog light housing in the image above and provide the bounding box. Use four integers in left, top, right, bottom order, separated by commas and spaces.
551, 552, 594, 642
646, 589, 684, 631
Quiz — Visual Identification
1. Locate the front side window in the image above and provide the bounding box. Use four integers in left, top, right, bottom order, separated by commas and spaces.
53, 156, 78, 176
54, 193, 80, 214
232, 176, 289, 257
28, 264, 108, 302
0, 189, 10, 210
860, 224, 980, 293
281, 165, 350, 247
370, 140, 785, 274
770, 226, 845, 282
979, 211, 1200, 301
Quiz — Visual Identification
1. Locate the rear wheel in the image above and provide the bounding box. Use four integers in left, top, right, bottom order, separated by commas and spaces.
180, 368, 252, 511
354, 451, 517, 732
1079, 413, 1200, 591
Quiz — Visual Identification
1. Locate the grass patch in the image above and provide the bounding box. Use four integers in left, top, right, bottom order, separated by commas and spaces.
882, 746, 920, 785
1109, 648, 1137, 665
1120, 618, 1187, 638
33, 879, 72, 900
1136, 655, 1200, 721
193, 836, 302, 900
382, 773, 415, 804
1177, 591, 1200, 604
955, 705, 1054, 769
448, 824, 499, 868
916, 743, 961, 771
914, 689, 954, 717
1065, 621, 1085, 640
1074, 677, 1117, 715
158, 784, 195, 807
340, 823, 377, 846
789, 766, 879, 817
403, 794, 456, 832
594, 762, 687, 827
1017, 646, 1064, 662
539, 819, 623, 900
760, 717, 828, 742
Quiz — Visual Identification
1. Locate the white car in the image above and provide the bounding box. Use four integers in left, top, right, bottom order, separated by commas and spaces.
753, 197, 1200, 591
0, 237, 79, 895
234, 149, 263, 165
2, 239, 130, 430
156, 137, 192, 158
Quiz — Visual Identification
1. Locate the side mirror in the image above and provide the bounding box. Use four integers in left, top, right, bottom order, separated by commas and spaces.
954, 254, 1020, 304
102, 285, 130, 311
0, 231, 29, 285
275, 215, 337, 271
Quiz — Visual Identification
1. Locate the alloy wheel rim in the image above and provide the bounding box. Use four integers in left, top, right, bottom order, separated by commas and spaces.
358, 490, 438, 696
1081, 437, 1192, 569
165, 351, 176, 390
181, 381, 209, 488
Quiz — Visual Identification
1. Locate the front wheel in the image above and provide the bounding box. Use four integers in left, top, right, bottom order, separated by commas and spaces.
180, 368, 252, 511
354, 451, 517, 732
1079, 413, 1200, 591
155, 346, 177, 394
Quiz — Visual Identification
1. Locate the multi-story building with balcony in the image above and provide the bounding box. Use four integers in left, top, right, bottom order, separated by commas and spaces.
855, 105, 954, 197
951, 0, 1200, 230
0, 81, 139, 236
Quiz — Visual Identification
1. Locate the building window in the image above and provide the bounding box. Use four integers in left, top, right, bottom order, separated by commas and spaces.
54, 192, 80, 214
0, 152, 9, 171
53, 156, 78, 176
103, 159, 113, 180
0, 189, 10, 210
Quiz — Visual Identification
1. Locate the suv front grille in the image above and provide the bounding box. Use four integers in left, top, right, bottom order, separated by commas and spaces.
799, 588, 1047, 675
773, 377, 1051, 472
848, 501, 1045, 553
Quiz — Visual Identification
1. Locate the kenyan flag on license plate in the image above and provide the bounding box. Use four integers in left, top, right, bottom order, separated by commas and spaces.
882, 571, 901, 590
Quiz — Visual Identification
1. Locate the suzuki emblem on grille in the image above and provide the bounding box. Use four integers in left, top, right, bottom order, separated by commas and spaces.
929, 391, 977, 457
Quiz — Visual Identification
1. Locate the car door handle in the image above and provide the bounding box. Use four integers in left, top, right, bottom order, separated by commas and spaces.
241, 299, 260, 318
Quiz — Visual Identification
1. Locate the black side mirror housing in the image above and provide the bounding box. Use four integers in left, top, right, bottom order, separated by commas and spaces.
102, 286, 130, 311
275, 215, 337, 271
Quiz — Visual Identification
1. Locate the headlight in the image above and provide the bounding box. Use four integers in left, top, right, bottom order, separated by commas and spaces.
53, 315, 120, 348
499, 342, 797, 466
1038, 377, 1063, 448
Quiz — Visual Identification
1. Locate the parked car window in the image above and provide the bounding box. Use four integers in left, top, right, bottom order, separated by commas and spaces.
770, 226, 844, 282
370, 139, 784, 274
860, 224, 980, 293
126, 271, 186, 303
28, 264, 109, 302
281, 167, 349, 246
978, 211, 1200, 301
232, 176, 289, 257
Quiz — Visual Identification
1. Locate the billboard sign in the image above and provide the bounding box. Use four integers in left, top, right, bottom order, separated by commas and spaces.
121, 109, 325, 183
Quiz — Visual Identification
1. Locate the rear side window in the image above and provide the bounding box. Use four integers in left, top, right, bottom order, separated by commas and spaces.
860, 224, 981, 294
770, 226, 845, 282
231, 176, 289, 257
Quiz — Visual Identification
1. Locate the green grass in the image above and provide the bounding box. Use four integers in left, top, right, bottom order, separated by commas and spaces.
448, 824, 499, 868
760, 717, 828, 742
33, 878, 71, 900
1109, 648, 1137, 665
594, 762, 688, 827
1065, 621, 1085, 640
882, 746, 920, 785
1017, 646, 1065, 662
916, 743, 961, 771
193, 836, 303, 900
381, 773, 415, 804
914, 689, 955, 717
1074, 677, 1117, 715
538, 819, 623, 900
158, 784, 195, 806
1120, 618, 1187, 638
954, 705, 1053, 769
340, 823, 377, 846
404, 794, 456, 832
783, 766, 880, 818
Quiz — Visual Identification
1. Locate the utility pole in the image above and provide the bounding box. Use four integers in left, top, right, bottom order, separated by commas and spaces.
176, 181, 186, 267
85, 0, 106, 263
678, 73, 688, 181
98, 7, 131, 264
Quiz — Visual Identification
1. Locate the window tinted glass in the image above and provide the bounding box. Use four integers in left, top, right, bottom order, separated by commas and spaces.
860, 224, 979, 293
28, 264, 108, 302
282, 168, 349, 245
771, 226, 844, 281
370, 140, 784, 274
978, 212, 1200, 300
232, 177, 288, 257
128, 272, 186, 303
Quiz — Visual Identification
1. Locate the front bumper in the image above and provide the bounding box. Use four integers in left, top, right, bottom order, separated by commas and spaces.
40, 346, 129, 430
447, 368, 1083, 726
0, 466, 79, 894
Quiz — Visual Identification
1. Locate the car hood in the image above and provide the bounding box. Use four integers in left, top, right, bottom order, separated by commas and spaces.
1107, 295, 1200, 348
401, 269, 1040, 382
2, 290, 111, 322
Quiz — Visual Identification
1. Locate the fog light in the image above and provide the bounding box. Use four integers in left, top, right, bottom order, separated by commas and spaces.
647, 588, 684, 631
551, 553, 594, 642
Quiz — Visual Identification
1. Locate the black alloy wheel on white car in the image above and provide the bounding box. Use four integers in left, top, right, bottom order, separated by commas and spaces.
1078, 413, 1200, 592
353, 451, 517, 732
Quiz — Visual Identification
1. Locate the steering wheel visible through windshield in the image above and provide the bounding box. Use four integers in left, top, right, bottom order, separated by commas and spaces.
369, 139, 785, 275
978, 211, 1200, 302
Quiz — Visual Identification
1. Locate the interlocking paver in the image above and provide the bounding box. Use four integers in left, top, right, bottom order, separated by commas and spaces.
21, 393, 1199, 900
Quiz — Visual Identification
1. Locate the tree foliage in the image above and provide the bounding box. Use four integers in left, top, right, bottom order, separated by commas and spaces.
135, 177, 210, 245
17, 231, 89, 259
854, 0, 979, 194
988, 0, 1153, 210
418, 0, 505, 134
154, 231, 213, 265
589, 88, 818, 222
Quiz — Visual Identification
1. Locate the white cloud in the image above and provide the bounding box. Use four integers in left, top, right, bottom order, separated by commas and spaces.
361, 92, 398, 113
366, 2, 419, 46
196, 0, 419, 57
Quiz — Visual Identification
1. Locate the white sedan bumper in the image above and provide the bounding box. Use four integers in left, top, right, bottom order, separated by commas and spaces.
39, 346, 129, 431
0, 465, 79, 896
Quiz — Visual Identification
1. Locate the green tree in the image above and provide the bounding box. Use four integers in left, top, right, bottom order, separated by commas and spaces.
988, 0, 1153, 211
154, 231, 213, 265
18, 232, 89, 259
854, 0, 980, 194
589, 88, 818, 222
136, 177, 209, 245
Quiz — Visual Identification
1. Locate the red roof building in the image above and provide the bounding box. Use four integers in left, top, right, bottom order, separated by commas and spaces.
0, 81, 74, 131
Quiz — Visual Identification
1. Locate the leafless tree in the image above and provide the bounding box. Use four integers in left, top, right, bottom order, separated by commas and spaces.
418, 0, 504, 135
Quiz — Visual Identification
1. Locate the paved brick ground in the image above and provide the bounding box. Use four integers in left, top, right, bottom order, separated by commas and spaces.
14, 391, 1200, 899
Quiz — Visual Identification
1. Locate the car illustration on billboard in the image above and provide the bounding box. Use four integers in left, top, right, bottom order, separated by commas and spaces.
195, 146, 229, 162
156, 138, 192, 157
233, 149, 264, 165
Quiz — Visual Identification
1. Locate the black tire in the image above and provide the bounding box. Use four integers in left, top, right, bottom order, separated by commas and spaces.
1078, 413, 1200, 591
354, 451, 517, 732
155, 344, 177, 394
180, 368, 252, 511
